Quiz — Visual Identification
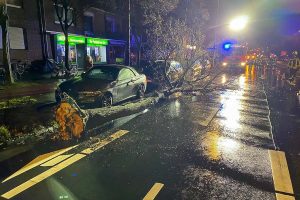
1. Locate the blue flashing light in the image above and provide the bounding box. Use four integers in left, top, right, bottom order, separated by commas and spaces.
223, 42, 232, 50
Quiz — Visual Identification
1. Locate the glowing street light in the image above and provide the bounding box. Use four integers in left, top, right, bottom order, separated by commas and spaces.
229, 15, 249, 31
186, 45, 196, 50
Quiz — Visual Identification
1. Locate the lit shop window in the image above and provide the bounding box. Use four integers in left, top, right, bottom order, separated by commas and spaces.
87, 46, 107, 64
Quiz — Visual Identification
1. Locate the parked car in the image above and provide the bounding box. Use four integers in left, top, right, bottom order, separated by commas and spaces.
55, 64, 147, 107
143, 60, 183, 86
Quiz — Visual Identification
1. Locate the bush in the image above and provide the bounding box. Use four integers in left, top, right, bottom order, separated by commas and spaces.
0, 126, 11, 144
0, 96, 37, 109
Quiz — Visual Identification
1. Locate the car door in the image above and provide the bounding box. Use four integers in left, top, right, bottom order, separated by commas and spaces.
128, 67, 143, 94
116, 68, 137, 101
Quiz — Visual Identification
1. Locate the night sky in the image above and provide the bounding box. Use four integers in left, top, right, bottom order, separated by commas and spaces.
206, 0, 300, 50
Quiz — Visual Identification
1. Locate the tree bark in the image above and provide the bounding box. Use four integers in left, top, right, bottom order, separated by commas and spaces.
0, 3, 13, 84
64, 32, 70, 71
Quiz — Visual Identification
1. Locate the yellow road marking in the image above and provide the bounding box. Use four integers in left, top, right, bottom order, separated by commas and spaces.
143, 183, 164, 200
2, 145, 78, 183
1, 130, 130, 199
1, 154, 85, 199
198, 107, 221, 127
81, 130, 129, 154
269, 150, 294, 196
40, 154, 73, 167
275, 193, 295, 200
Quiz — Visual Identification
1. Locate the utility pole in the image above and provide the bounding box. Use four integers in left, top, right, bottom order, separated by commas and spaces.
0, 0, 14, 84
213, 0, 220, 68
128, 0, 131, 66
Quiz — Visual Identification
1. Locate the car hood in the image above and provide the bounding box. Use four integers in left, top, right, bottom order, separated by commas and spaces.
59, 76, 112, 94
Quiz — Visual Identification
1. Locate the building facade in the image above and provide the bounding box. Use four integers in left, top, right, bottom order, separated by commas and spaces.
0, 0, 129, 70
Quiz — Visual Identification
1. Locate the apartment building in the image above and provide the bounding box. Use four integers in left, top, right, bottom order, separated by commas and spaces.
0, 0, 129, 69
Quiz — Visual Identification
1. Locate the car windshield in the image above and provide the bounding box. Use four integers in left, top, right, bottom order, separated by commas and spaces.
87, 66, 120, 81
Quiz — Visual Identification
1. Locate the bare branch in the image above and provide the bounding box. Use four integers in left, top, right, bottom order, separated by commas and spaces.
53, 0, 66, 33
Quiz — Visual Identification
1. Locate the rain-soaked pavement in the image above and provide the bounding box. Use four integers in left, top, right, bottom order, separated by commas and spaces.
262, 66, 300, 199
0, 65, 298, 200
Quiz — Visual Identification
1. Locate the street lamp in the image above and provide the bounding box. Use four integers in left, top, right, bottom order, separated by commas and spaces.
212, 0, 220, 69
229, 15, 249, 31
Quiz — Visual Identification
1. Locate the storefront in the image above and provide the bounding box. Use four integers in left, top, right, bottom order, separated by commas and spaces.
86, 38, 109, 64
54, 34, 125, 68
56, 34, 86, 66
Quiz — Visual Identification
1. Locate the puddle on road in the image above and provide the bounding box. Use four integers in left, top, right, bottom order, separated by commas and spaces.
220, 90, 243, 131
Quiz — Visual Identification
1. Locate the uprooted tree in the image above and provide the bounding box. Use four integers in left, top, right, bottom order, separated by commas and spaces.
139, 0, 222, 94
55, 93, 161, 140
54, 0, 225, 140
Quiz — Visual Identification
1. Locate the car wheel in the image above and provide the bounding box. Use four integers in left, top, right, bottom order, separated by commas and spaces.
101, 94, 113, 107
137, 85, 145, 99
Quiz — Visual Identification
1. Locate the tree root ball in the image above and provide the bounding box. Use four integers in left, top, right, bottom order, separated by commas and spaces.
55, 102, 85, 140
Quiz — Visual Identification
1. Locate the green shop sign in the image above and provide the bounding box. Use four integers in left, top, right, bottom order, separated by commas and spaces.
116, 58, 124, 63
57, 34, 85, 45
87, 38, 109, 46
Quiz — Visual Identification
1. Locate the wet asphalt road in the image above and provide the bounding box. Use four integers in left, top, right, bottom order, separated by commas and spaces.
0, 66, 297, 200
261, 67, 300, 199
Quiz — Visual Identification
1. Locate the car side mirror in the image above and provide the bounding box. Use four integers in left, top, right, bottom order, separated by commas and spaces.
81, 72, 86, 79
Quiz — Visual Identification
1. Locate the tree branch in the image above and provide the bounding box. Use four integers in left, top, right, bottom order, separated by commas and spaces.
53, 0, 66, 33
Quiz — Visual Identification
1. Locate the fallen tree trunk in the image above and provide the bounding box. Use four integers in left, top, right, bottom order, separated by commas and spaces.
54, 70, 222, 140
55, 93, 163, 140
85, 95, 162, 128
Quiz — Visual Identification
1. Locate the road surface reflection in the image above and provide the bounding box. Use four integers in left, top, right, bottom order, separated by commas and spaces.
203, 66, 256, 161
203, 130, 241, 161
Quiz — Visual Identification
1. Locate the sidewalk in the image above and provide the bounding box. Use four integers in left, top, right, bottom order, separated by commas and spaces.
0, 80, 58, 151
0, 79, 60, 100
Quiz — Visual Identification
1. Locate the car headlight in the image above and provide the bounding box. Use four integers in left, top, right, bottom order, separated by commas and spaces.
222, 62, 228, 66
